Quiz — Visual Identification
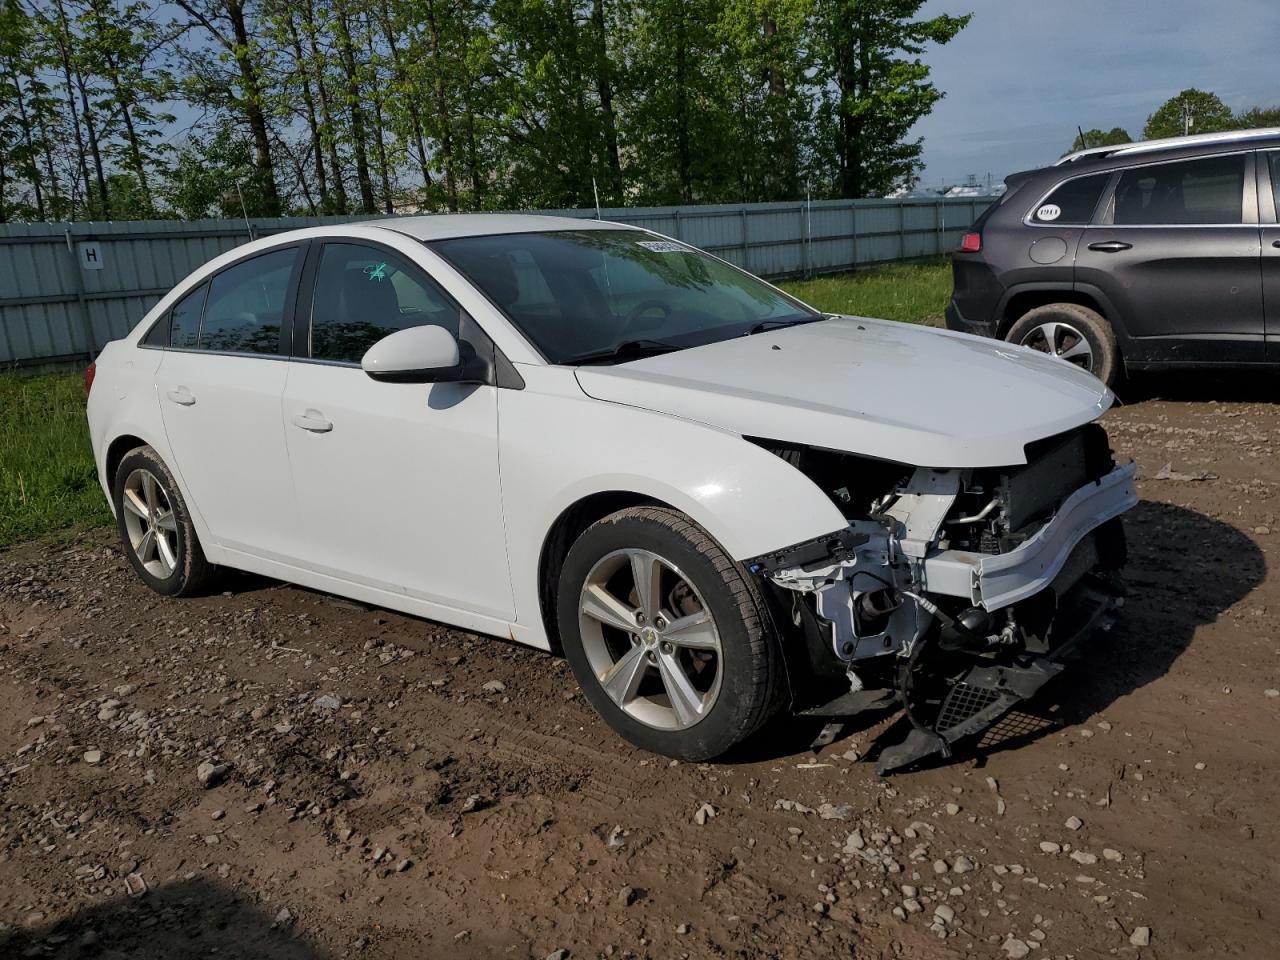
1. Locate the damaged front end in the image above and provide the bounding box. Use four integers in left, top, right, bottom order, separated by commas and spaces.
747, 424, 1137, 773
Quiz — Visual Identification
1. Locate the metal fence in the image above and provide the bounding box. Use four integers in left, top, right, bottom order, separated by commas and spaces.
0, 197, 991, 368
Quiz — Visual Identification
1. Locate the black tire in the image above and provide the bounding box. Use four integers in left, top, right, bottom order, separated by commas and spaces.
1006, 303, 1121, 388
112, 445, 216, 597
556, 506, 783, 761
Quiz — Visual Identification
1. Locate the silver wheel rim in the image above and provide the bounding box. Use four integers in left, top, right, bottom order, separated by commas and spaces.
121, 468, 179, 579
578, 548, 723, 731
1019, 321, 1094, 371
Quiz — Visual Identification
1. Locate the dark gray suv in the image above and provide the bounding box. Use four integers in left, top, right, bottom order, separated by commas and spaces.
946, 128, 1280, 386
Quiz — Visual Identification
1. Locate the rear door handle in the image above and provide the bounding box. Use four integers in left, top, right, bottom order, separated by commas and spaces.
166, 387, 196, 406
1087, 240, 1133, 253
292, 410, 333, 433
1271, 239, 1280, 248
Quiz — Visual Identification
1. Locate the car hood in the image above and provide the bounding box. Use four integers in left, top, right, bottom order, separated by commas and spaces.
574, 316, 1113, 468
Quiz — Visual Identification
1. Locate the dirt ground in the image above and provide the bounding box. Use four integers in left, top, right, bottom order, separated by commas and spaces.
1, 376, 1277, 960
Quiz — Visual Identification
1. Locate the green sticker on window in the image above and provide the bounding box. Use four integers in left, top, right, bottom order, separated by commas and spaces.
364, 262, 388, 281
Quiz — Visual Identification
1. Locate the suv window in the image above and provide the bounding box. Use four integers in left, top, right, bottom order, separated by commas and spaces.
309, 243, 462, 363
198, 248, 298, 354
1113, 154, 1245, 225
168, 282, 208, 349
1268, 153, 1280, 214
1033, 173, 1110, 224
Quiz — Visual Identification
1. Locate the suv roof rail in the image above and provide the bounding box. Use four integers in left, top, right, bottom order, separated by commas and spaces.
1055, 127, 1280, 166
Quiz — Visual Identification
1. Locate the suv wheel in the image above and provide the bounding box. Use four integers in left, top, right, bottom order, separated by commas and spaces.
556, 506, 783, 761
1006, 303, 1119, 387
113, 445, 217, 596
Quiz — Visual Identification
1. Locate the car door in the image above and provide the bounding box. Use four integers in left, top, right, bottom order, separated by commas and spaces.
156, 245, 304, 558
1256, 149, 1280, 359
280, 240, 514, 621
1075, 152, 1263, 364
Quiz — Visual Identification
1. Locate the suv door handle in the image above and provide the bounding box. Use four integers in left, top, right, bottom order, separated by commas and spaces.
1271, 239, 1280, 248
1087, 240, 1133, 253
292, 410, 333, 433
166, 387, 196, 406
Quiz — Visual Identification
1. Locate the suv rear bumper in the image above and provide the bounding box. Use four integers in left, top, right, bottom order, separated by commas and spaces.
944, 299, 996, 338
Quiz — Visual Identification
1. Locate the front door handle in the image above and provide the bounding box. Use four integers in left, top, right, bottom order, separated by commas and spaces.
166, 387, 196, 406
1271, 239, 1280, 248
292, 410, 333, 433
1087, 240, 1133, 253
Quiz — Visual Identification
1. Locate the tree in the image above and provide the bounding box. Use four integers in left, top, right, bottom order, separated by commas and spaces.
1143, 89, 1233, 140
1066, 126, 1130, 155
810, 1, 970, 199
1236, 105, 1280, 129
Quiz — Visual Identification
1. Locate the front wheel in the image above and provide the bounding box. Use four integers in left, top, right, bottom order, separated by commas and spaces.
556, 506, 783, 761
1006, 303, 1120, 387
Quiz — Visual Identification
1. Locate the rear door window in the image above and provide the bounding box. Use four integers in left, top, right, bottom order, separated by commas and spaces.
1032, 173, 1111, 224
198, 248, 299, 354
167, 282, 208, 349
1113, 154, 1245, 225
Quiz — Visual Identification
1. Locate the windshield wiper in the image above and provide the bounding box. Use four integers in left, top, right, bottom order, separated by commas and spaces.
564, 338, 684, 366
744, 316, 825, 336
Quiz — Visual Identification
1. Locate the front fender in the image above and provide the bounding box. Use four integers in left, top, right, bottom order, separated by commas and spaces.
498, 369, 849, 646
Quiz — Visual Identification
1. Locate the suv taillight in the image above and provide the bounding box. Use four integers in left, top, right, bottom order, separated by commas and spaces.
958, 232, 982, 253
84, 361, 96, 396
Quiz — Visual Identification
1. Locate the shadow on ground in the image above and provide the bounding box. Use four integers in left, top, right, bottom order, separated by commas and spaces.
1119, 369, 1280, 405
1, 878, 330, 960
728, 500, 1267, 771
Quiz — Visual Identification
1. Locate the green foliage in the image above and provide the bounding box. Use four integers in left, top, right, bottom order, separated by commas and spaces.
1236, 105, 1280, 129
778, 258, 950, 325
1067, 127, 1131, 155
1, 0, 973, 219
809, 2, 971, 198
0, 372, 111, 548
1143, 89, 1234, 141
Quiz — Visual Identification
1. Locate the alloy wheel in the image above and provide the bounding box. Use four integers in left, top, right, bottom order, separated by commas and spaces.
1019, 320, 1094, 372
120, 468, 179, 579
577, 547, 723, 731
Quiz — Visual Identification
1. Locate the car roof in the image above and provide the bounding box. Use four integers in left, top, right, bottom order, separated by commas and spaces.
1056, 127, 1280, 166
369, 213, 635, 241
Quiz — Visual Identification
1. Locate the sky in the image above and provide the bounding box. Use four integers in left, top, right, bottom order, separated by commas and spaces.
910, 0, 1280, 188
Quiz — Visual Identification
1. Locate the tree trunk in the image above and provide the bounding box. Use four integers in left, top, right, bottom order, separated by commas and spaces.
224, 0, 282, 215
300, 0, 348, 212
375, 0, 433, 201
590, 0, 623, 201
3, 65, 45, 219
283, 9, 328, 207
331, 0, 376, 212
673, 7, 692, 203
423, 0, 458, 211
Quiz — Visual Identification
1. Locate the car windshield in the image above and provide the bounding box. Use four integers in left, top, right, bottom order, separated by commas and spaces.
430, 229, 819, 364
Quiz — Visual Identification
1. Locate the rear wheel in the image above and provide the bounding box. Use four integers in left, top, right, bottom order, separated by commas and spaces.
556, 506, 782, 760
112, 445, 216, 596
1006, 303, 1120, 387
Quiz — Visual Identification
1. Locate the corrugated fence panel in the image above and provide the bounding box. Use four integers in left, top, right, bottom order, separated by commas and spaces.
0, 197, 991, 366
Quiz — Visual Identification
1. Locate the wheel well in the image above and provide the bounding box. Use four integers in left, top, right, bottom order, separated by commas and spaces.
1000, 290, 1107, 338
537, 492, 664, 652
105, 434, 148, 488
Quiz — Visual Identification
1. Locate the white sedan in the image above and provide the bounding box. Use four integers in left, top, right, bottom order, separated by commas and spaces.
87, 215, 1136, 770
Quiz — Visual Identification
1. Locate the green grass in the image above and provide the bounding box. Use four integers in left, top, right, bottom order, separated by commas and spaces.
0, 258, 953, 547
0, 371, 112, 548
778, 257, 951, 325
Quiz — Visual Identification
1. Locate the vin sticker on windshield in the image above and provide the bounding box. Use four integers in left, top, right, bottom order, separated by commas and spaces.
636, 240, 686, 253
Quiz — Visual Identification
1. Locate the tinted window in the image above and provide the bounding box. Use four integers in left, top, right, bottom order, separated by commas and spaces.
1113, 155, 1245, 225
309, 243, 462, 363
198, 248, 298, 354
433, 230, 815, 364
1269, 153, 1280, 214
1033, 173, 1110, 224
169, 282, 208, 349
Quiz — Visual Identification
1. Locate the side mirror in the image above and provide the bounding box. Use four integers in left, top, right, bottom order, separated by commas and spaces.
361, 325, 466, 383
